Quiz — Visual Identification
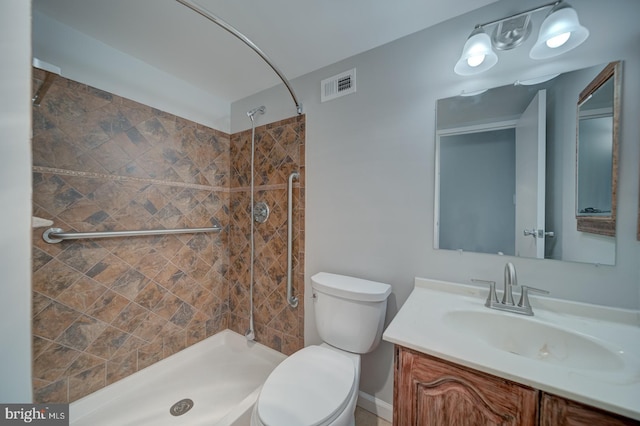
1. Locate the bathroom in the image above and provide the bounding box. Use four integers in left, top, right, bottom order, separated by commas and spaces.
2, 0, 640, 424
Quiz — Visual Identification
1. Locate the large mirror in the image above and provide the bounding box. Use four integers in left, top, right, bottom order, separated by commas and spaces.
576, 61, 621, 237
435, 61, 620, 266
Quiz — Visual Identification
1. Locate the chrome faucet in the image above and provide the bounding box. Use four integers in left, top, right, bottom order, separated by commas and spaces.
502, 262, 517, 305
472, 262, 549, 316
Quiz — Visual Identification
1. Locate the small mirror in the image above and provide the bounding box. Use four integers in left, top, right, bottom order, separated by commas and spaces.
576, 61, 621, 237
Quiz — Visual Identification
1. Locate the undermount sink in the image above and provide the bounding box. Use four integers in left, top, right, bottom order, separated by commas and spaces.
443, 310, 625, 371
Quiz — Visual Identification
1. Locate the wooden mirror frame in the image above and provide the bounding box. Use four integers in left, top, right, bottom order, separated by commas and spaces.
576, 61, 621, 237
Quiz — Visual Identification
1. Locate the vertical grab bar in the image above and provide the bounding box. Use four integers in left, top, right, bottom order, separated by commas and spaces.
287, 171, 300, 308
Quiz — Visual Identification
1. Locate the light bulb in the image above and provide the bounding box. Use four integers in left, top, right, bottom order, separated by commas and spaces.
546, 32, 570, 48
454, 28, 497, 75
530, 4, 589, 60
467, 54, 486, 67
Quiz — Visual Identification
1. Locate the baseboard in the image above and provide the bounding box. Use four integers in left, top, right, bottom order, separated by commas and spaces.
357, 391, 393, 423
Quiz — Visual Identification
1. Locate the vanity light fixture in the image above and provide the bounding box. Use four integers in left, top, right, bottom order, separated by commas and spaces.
454, 1, 589, 76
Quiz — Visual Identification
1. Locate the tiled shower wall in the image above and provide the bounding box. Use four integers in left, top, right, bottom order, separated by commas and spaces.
228, 117, 305, 354
30, 69, 305, 403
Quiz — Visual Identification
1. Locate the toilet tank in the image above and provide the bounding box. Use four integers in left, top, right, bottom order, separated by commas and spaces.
311, 272, 391, 354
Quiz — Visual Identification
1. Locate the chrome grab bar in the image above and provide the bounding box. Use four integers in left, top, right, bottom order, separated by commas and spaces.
287, 172, 299, 308
42, 226, 220, 244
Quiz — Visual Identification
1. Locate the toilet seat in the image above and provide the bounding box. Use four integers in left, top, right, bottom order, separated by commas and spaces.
256, 345, 356, 426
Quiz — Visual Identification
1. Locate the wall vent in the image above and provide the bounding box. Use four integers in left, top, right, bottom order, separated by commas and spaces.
321, 68, 356, 102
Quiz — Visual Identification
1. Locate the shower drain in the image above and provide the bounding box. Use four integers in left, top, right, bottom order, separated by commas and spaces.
170, 398, 194, 416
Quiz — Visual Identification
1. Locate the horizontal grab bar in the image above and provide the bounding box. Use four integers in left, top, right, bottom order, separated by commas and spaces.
42, 226, 220, 244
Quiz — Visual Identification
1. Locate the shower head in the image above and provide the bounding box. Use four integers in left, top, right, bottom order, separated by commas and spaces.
247, 106, 266, 119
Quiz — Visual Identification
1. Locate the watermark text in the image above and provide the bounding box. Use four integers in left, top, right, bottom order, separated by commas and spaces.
1, 404, 68, 425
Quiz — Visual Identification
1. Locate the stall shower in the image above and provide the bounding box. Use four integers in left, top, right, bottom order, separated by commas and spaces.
30, 68, 305, 403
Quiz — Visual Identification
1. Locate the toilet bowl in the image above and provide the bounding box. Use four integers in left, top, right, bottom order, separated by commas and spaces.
251, 272, 391, 426
251, 344, 360, 426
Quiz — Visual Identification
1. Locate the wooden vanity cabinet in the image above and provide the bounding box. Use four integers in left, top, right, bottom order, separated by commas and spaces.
540, 393, 639, 426
394, 346, 538, 425
393, 346, 639, 426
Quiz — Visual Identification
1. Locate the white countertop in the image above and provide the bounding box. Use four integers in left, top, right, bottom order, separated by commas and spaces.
383, 277, 640, 420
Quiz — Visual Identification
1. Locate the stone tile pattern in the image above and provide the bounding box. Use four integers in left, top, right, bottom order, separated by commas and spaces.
228, 116, 305, 355
31, 69, 306, 403
30, 69, 234, 403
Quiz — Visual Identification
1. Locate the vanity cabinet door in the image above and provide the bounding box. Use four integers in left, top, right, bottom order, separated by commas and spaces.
394, 346, 538, 426
540, 393, 639, 426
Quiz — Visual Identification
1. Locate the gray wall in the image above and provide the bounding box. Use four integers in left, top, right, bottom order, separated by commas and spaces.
232, 0, 640, 408
0, 0, 33, 402
439, 130, 515, 255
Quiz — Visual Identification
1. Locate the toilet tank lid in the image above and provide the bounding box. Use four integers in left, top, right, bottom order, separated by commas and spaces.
311, 272, 391, 302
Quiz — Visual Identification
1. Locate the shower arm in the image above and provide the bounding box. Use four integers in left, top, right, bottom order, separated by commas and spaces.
175, 0, 303, 115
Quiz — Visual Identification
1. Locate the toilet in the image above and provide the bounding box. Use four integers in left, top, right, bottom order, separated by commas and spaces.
251, 272, 391, 426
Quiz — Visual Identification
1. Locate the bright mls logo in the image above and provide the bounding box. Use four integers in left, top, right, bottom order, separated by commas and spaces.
1, 404, 68, 425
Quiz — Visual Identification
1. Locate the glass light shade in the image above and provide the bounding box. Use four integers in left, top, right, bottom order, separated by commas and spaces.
459, 88, 488, 96
515, 73, 560, 86
530, 4, 589, 59
454, 29, 498, 75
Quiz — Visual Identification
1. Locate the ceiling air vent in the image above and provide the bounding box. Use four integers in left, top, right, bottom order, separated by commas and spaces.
321, 68, 356, 102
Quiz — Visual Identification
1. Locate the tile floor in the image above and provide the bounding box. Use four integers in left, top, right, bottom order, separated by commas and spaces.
355, 407, 392, 426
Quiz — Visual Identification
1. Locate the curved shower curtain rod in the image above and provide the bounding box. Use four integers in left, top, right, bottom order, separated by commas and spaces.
175, 0, 303, 115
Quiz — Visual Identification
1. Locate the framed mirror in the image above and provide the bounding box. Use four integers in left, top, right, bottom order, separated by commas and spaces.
576, 61, 621, 237
435, 62, 620, 266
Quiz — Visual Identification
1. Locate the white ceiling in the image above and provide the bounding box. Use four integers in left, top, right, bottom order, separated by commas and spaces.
32, 0, 498, 106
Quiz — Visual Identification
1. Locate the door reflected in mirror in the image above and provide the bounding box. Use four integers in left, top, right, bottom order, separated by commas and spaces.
435, 62, 621, 266
576, 61, 621, 237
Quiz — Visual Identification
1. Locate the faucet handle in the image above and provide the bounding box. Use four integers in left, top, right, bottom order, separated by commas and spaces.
471, 279, 498, 307
518, 285, 550, 309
